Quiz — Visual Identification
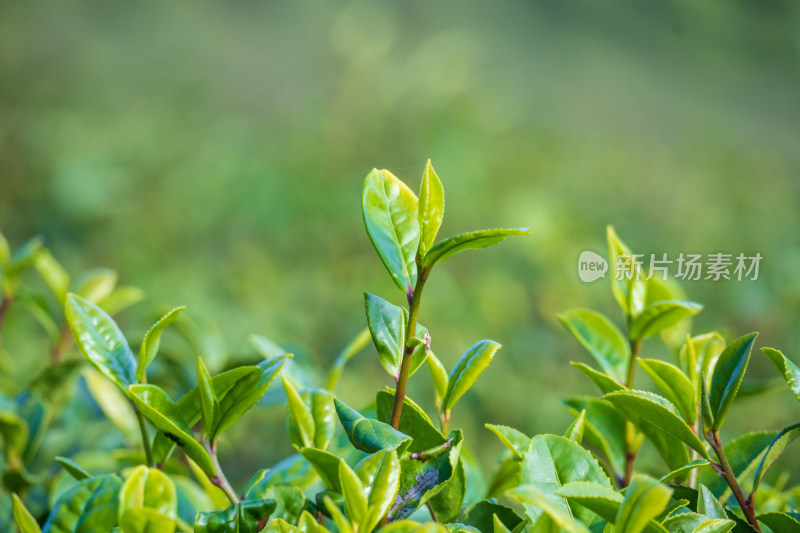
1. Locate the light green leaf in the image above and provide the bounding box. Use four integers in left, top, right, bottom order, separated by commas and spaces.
485, 424, 530, 459
34, 249, 69, 305
443, 340, 502, 411
128, 384, 216, 477
559, 309, 629, 382
43, 474, 122, 533
657, 459, 710, 484
83, 368, 140, 444
284, 378, 335, 450
55, 456, 92, 481
615, 475, 672, 533
421, 228, 530, 268
297, 510, 331, 533
119, 507, 175, 533
74, 267, 118, 303
96, 286, 146, 316
603, 390, 709, 459
210, 354, 290, 441
638, 358, 696, 424
569, 363, 624, 394
564, 410, 585, 443
119, 466, 177, 520
66, 293, 137, 393
358, 448, 400, 532
507, 484, 590, 533
323, 495, 353, 533
518, 434, 611, 527
362, 168, 420, 293
708, 333, 758, 430
418, 159, 445, 257
12, 493, 41, 533
365, 292, 407, 379
761, 347, 800, 402
283, 376, 314, 449
556, 482, 623, 524
334, 398, 411, 454
0, 411, 28, 461
628, 300, 702, 341
136, 306, 185, 382
298, 447, 346, 492
339, 460, 367, 525
194, 499, 277, 533
606, 226, 645, 317
752, 422, 800, 494
327, 328, 371, 392
561, 396, 626, 476
426, 351, 449, 404
696, 484, 725, 520
196, 357, 218, 438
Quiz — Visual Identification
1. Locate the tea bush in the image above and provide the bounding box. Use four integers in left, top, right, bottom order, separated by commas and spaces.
2, 161, 799, 532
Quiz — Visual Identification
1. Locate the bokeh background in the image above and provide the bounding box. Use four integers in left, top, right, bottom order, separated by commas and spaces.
2, 0, 800, 489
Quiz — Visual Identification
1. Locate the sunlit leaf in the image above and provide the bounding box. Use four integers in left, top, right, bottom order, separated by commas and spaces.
443, 340, 501, 411
708, 333, 757, 430
422, 228, 530, 268
418, 159, 445, 257
559, 309, 629, 382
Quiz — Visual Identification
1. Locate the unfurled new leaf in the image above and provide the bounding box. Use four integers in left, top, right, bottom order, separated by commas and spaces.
421, 228, 530, 268
284, 378, 335, 450
762, 347, 800, 402
638, 358, 696, 424
418, 159, 445, 257
12, 494, 41, 533
362, 169, 420, 293
196, 357, 217, 439
137, 306, 185, 382
607, 226, 645, 317
443, 340, 501, 411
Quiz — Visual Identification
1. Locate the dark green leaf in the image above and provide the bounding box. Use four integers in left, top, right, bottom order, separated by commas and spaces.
362, 168, 420, 293
55, 456, 92, 481
657, 459, 710, 484
559, 310, 629, 382
194, 499, 277, 533
299, 447, 346, 492
335, 398, 411, 454
365, 292, 407, 379
708, 333, 758, 430
561, 396, 626, 476
461, 500, 523, 533
696, 430, 778, 497
757, 512, 800, 532
443, 340, 501, 411
697, 484, 725, 520
421, 228, 530, 268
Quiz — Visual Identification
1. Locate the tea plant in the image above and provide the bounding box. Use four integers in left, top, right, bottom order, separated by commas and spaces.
4, 161, 800, 533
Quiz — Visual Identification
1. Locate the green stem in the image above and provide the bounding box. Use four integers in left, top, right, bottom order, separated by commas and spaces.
440, 409, 450, 435
707, 430, 761, 532
622, 338, 641, 486
52, 325, 71, 362
390, 267, 430, 429
209, 444, 240, 505
133, 404, 154, 468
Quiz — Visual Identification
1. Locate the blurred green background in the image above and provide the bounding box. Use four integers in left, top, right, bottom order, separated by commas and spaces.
2, 1, 800, 487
